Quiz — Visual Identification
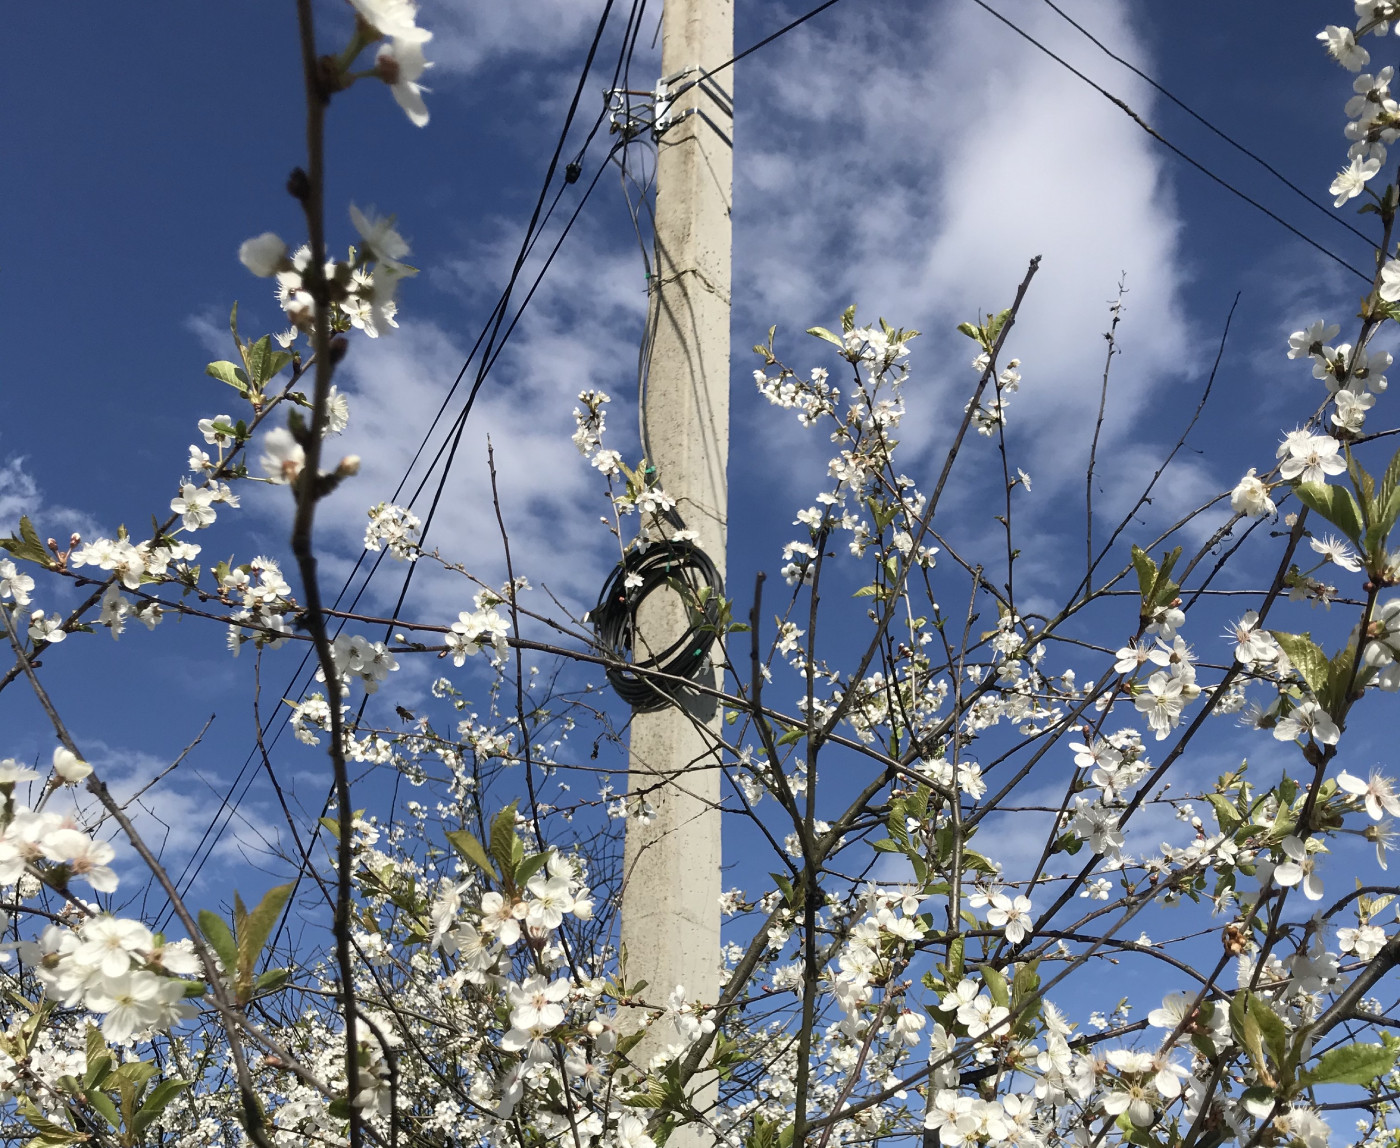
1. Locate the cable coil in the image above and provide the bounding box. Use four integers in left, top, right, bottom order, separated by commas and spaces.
592, 536, 724, 711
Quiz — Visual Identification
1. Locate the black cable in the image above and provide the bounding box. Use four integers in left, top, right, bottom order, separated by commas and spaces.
166, 161, 622, 937
1037, 0, 1375, 248
968, 0, 1374, 283
670, 0, 848, 98
591, 534, 724, 710
374, 0, 623, 633
159, 2, 635, 930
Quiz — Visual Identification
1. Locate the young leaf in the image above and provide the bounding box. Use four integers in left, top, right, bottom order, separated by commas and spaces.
1294, 481, 1365, 544
130, 1078, 191, 1139
514, 851, 550, 888
235, 882, 294, 1001
206, 361, 251, 395
86, 1090, 120, 1130
445, 828, 498, 880
980, 963, 1010, 1009
197, 910, 237, 976
806, 326, 844, 349
1301, 1041, 1398, 1086
1247, 994, 1289, 1075
945, 936, 965, 984
490, 804, 520, 877
1269, 632, 1331, 701
0, 516, 51, 565
245, 335, 292, 388
1131, 546, 1157, 615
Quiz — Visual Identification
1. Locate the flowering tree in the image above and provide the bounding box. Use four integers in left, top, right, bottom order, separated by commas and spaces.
3, 3, 1400, 1148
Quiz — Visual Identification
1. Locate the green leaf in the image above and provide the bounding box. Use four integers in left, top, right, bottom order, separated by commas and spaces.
771, 872, 795, 907
986, 307, 1013, 345
1130, 546, 1157, 615
197, 909, 237, 976
15, 1102, 82, 1145
251, 968, 289, 996
806, 326, 844, 349
1011, 958, 1041, 1011
0, 516, 51, 565
1381, 441, 1400, 507
205, 360, 251, 395
232, 891, 248, 944
1294, 481, 1365, 544
1206, 792, 1242, 835
1231, 998, 1268, 1080
85, 1090, 119, 1130
131, 1078, 190, 1138
1248, 994, 1289, 1074
84, 1053, 113, 1091
489, 804, 520, 878
1370, 485, 1400, 553
615, 1029, 648, 1062
84, 1025, 105, 1071
235, 882, 294, 1002
444, 829, 498, 880
1269, 632, 1332, 702
775, 727, 805, 747
245, 335, 292, 387
956, 321, 980, 341
1301, 1041, 1398, 1086
114, 1060, 158, 1093
980, 963, 1010, 1009
513, 851, 549, 888
945, 936, 965, 984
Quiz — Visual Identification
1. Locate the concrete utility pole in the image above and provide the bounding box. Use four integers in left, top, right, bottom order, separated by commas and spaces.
619, 0, 733, 1102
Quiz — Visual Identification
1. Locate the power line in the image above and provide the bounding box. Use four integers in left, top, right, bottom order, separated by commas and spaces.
158, 1, 640, 929
968, 0, 1374, 283
1036, 0, 1375, 248
673, 0, 848, 97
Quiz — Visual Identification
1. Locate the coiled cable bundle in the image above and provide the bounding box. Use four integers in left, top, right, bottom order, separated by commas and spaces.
591, 535, 724, 711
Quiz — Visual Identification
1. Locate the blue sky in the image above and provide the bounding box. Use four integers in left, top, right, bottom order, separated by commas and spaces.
2, 0, 1394, 925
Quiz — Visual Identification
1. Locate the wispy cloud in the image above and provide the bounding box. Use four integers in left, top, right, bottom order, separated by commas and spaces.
243, 219, 653, 634
731, 0, 1193, 511
0, 451, 101, 542
423, 0, 621, 76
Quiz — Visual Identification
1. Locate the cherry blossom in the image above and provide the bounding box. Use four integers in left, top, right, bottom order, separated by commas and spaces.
1337, 768, 1400, 818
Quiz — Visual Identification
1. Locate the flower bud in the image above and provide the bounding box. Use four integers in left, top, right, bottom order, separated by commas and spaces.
286, 167, 310, 201
337, 455, 362, 477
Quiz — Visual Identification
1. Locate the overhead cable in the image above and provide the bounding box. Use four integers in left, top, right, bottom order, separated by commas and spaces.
1037, 0, 1374, 247
969, 0, 1374, 283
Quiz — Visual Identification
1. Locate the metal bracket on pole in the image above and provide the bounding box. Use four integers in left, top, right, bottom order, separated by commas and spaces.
610, 68, 734, 142
654, 67, 734, 145
652, 66, 693, 135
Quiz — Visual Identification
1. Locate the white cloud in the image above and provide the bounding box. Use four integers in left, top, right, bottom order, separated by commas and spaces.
422, 0, 618, 75
251, 219, 652, 633
28, 742, 283, 899
732, 0, 1193, 506
0, 451, 100, 541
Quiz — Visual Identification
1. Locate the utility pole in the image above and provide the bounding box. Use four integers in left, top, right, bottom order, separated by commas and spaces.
619, 0, 733, 1118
